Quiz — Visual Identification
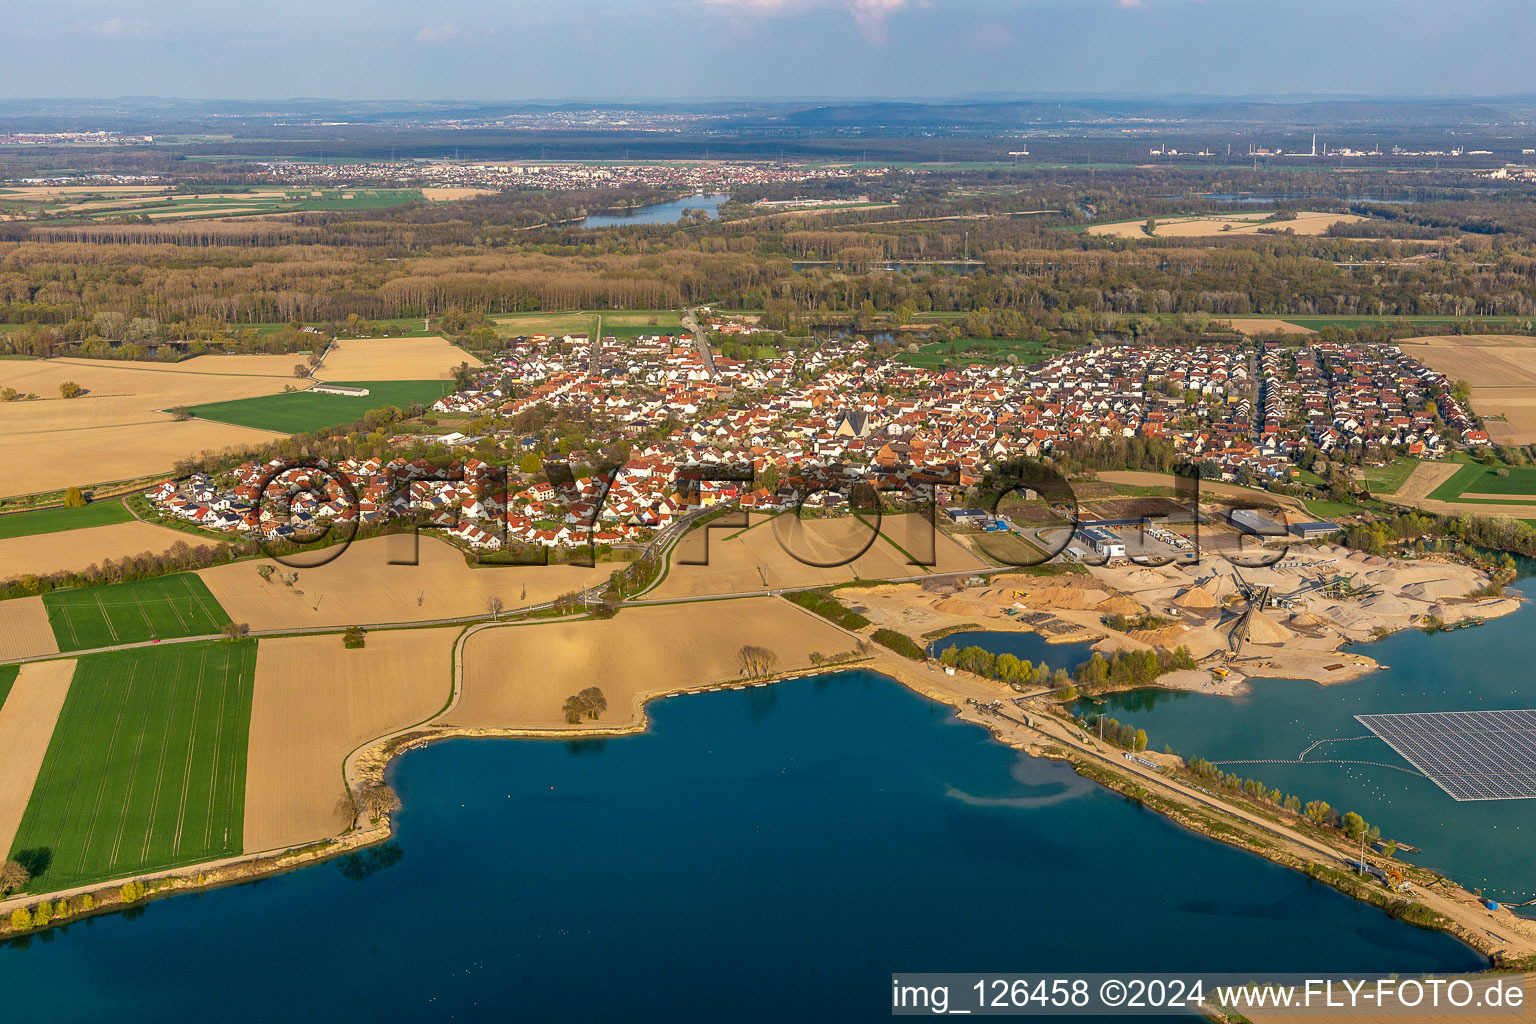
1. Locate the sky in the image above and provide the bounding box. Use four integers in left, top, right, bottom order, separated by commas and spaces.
3, 0, 1535, 100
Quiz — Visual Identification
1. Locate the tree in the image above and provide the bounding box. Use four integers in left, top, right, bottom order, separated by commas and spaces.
487, 595, 504, 620
343, 625, 366, 649
221, 621, 249, 640
737, 644, 778, 677
293, 364, 310, 379
1143, 218, 1158, 237
357, 783, 401, 822
59, 381, 83, 399
31, 901, 52, 928
0, 859, 29, 895
335, 789, 359, 829
1303, 800, 1333, 826
562, 695, 586, 724
168, 405, 192, 421
257, 564, 275, 581
10, 907, 31, 930
62, 486, 87, 508
1340, 811, 1368, 840
577, 686, 607, 719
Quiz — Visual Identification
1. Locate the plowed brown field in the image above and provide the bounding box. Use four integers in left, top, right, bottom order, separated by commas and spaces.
0, 659, 75, 856
242, 628, 457, 851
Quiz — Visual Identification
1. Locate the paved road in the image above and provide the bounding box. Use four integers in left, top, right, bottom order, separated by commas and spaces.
682, 308, 715, 378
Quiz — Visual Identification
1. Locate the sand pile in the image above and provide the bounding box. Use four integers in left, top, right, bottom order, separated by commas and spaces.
1097, 595, 1146, 616
1242, 610, 1296, 645
1174, 586, 1221, 609
1403, 578, 1475, 601
1129, 623, 1190, 649
1015, 585, 1111, 610
1288, 610, 1324, 629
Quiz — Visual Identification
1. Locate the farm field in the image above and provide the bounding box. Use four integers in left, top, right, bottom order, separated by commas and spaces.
1428, 461, 1536, 502
0, 419, 279, 499
0, 500, 134, 539
444, 598, 858, 730
42, 573, 230, 651
1219, 318, 1317, 336
243, 627, 458, 851
188, 379, 456, 434
313, 336, 482, 381
897, 337, 1061, 369
0, 355, 299, 431
1399, 335, 1536, 444
1363, 457, 1419, 496
491, 310, 682, 339
0, 356, 292, 497
4, 187, 427, 223
1086, 211, 1365, 238
650, 512, 984, 600
7, 641, 256, 890
198, 534, 611, 630
0, 660, 75, 858
0, 597, 61, 661
0, 521, 222, 583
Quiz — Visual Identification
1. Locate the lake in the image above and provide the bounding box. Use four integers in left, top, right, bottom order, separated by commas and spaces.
1077, 593, 1536, 905
0, 671, 1480, 1020
580, 193, 728, 228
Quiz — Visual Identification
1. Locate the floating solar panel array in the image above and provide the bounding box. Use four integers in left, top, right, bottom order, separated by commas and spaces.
1356, 709, 1536, 802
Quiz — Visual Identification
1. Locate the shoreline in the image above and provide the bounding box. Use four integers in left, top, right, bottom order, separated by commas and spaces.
5, 630, 1535, 969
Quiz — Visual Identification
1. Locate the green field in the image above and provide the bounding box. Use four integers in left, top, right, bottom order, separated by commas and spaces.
0, 500, 134, 540
0, 664, 17, 712
1363, 457, 1419, 496
22, 188, 427, 225
1428, 461, 1536, 502
187, 379, 456, 434
7, 641, 256, 890
42, 573, 230, 652
898, 337, 1060, 369
1301, 499, 1361, 520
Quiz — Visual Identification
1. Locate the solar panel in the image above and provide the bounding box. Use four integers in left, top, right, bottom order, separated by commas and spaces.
1356, 710, 1536, 802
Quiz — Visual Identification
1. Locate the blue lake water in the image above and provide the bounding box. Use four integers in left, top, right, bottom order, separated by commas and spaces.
1077, 594, 1536, 905
580, 193, 728, 228
0, 671, 1480, 1020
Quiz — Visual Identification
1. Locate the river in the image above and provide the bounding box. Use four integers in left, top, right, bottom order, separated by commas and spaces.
0, 671, 1480, 1020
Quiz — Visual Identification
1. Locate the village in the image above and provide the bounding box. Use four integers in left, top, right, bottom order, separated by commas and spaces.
142, 311, 1484, 568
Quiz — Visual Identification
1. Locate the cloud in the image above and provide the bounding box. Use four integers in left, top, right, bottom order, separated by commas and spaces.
415, 22, 461, 44
82, 16, 151, 38
702, 0, 915, 42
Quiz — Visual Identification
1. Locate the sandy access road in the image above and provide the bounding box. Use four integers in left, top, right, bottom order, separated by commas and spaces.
0, 521, 222, 583
442, 597, 860, 730
243, 628, 459, 851
0, 659, 75, 857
